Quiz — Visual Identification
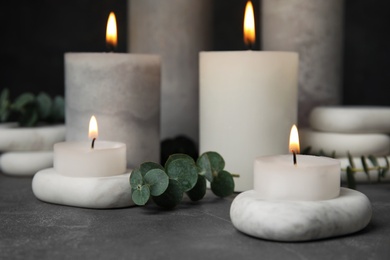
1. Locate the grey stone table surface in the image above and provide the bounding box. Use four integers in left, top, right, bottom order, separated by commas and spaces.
0, 173, 389, 260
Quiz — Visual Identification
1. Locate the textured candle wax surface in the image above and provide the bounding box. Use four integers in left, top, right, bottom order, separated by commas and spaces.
254, 155, 340, 201
230, 188, 372, 242
200, 51, 298, 192
65, 53, 160, 168
54, 141, 126, 177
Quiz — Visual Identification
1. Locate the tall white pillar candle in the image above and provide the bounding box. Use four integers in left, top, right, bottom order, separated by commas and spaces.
128, 0, 212, 144
200, 51, 298, 191
65, 53, 160, 168
262, 0, 344, 127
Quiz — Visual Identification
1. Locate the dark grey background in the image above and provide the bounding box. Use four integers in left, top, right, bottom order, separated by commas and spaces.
0, 0, 389, 106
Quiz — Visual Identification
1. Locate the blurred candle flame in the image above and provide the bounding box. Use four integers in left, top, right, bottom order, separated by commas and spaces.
289, 124, 300, 154
106, 12, 117, 49
243, 1, 255, 47
89, 115, 98, 139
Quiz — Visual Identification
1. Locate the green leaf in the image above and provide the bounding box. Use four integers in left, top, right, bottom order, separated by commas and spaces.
211, 170, 235, 197
186, 174, 206, 202
131, 185, 150, 206
12, 93, 35, 110
197, 151, 225, 182
0, 88, 10, 122
383, 157, 389, 178
36, 92, 52, 119
166, 156, 198, 192
164, 154, 190, 169
301, 146, 311, 155
196, 153, 213, 182
129, 168, 143, 190
140, 162, 164, 177
144, 168, 169, 196
18, 105, 39, 127
152, 179, 183, 209
50, 96, 65, 122
318, 149, 326, 157
346, 166, 356, 190
360, 156, 371, 182
367, 155, 381, 182
347, 151, 356, 169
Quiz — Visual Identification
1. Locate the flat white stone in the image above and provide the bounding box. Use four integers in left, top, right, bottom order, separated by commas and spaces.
310, 106, 390, 133
0, 124, 65, 151
0, 151, 53, 176
32, 168, 134, 209
338, 156, 390, 183
300, 128, 390, 157
230, 188, 371, 242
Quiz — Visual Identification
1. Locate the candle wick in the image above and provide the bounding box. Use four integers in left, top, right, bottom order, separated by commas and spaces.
293, 151, 297, 165
91, 138, 96, 149
246, 42, 253, 51
106, 43, 116, 53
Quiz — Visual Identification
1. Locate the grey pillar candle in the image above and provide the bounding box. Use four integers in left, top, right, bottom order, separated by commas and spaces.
128, 0, 212, 144
261, 0, 344, 126
65, 53, 160, 168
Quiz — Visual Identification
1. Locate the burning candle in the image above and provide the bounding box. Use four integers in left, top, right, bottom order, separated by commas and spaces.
65, 12, 161, 168
54, 116, 126, 177
254, 125, 340, 201
200, 1, 298, 191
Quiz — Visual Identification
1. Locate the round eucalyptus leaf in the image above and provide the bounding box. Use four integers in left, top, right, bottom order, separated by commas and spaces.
50, 96, 65, 122
36, 92, 52, 119
140, 162, 164, 177
164, 153, 193, 169
186, 174, 206, 202
129, 168, 143, 190
166, 157, 198, 192
211, 170, 234, 198
152, 179, 183, 209
196, 153, 213, 182
19, 105, 38, 127
144, 168, 169, 196
204, 151, 225, 172
12, 93, 35, 110
131, 185, 150, 206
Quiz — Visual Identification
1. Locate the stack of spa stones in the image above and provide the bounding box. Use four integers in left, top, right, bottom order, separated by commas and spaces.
300, 106, 390, 183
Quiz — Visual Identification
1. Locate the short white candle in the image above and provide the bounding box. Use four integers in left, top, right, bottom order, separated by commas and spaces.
53, 141, 126, 178
53, 116, 126, 177
254, 125, 340, 201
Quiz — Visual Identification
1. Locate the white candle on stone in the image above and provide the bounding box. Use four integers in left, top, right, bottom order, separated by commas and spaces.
65, 12, 160, 168
254, 125, 340, 201
54, 116, 126, 177
200, 2, 298, 191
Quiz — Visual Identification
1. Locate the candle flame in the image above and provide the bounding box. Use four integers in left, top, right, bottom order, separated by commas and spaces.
106, 12, 117, 49
89, 115, 98, 139
243, 1, 256, 47
289, 124, 300, 154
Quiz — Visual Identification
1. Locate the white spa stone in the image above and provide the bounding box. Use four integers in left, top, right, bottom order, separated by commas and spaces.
310, 106, 390, 133
230, 188, 372, 242
0, 151, 53, 176
0, 124, 65, 152
339, 156, 390, 183
300, 128, 390, 157
32, 168, 134, 209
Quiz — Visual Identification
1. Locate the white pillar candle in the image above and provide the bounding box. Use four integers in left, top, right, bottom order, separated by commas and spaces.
254, 154, 340, 201
200, 51, 298, 191
53, 141, 126, 177
66, 12, 161, 168
65, 52, 160, 168
128, 0, 212, 144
